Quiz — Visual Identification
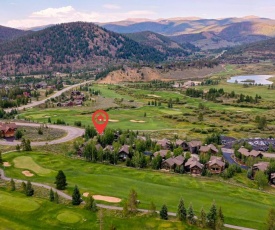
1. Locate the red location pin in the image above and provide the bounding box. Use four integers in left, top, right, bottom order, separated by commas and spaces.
92, 110, 109, 134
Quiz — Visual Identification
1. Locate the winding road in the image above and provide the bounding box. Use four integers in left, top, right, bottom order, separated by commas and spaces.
0, 122, 84, 146
4, 80, 93, 113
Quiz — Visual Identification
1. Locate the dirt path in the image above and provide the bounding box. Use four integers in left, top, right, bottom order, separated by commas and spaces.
4, 80, 94, 113
0, 167, 256, 230
0, 122, 84, 146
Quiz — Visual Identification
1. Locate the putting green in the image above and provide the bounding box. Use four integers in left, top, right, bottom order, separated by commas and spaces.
13, 156, 52, 175
0, 191, 40, 212
57, 211, 82, 224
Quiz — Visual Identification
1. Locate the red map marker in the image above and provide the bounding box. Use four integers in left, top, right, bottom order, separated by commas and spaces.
92, 110, 109, 134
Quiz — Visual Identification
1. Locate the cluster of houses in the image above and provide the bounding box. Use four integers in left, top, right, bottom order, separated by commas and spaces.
57, 91, 85, 107
0, 122, 17, 138
172, 81, 201, 88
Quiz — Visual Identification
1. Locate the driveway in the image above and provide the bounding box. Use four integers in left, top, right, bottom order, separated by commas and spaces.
0, 122, 84, 146
222, 148, 249, 170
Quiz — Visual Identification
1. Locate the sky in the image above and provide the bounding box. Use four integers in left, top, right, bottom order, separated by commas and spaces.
1, 0, 275, 28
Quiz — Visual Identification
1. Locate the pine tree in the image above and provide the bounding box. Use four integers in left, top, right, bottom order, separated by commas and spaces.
72, 185, 82, 205
49, 189, 54, 202
85, 195, 97, 212
160, 204, 168, 220
55, 170, 67, 190
21, 181, 26, 193
200, 208, 207, 228
177, 197, 187, 221
0, 151, 3, 165
10, 179, 16, 191
54, 192, 59, 204
187, 203, 195, 224
207, 202, 217, 228
25, 180, 34, 196
218, 207, 224, 223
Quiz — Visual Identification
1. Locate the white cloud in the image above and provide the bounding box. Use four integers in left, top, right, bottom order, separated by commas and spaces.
5, 6, 157, 28
103, 4, 121, 10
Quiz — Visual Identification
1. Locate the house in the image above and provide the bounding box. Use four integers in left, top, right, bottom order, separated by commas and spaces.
175, 139, 189, 151
104, 145, 114, 152
238, 147, 263, 158
206, 156, 225, 174
36, 81, 47, 89
153, 150, 172, 159
199, 144, 219, 154
271, 173, 275, 185
0, 122, 17, 138
118, 145, 130, 160
185, 157, 204, 175
188, 141, 202, 154
252, 162, 270, 178
157, 138, 171, 149
161, 155, 185, 171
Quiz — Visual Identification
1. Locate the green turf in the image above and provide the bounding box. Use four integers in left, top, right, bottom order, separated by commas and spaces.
0, 190, 40, 212
2, 151, 275, 229
13, 156, 53, 176
56, 211, 82, 223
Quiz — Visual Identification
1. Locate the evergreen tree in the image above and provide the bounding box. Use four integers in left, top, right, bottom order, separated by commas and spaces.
187, 203, 195, 224
55, 170, 67, 190
266, 208, 275, 230
49, 189, 54, 202
200, 208, 207, 228
128, 189, 138, 213
85, 195, 97, 212
10, 179, 16, 191
72, 185, 82, 205
21, 181, 26, 193
207, 202, 217, 228
177, 197, 187, 221
48, 117, 51, 123
218, 207, 224, 223
54, 192, 59, 204
160, 204, 168, 220
26, 180, 34, 196
26, 139, 32, 151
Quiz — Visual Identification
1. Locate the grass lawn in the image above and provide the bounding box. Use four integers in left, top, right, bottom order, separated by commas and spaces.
2, 151, 275, 229
0, 188, 198, 230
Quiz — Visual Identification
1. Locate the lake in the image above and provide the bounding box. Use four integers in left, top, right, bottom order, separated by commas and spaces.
227, 75, 273, 85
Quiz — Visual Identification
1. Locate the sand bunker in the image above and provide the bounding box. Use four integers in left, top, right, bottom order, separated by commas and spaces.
83, 192, 89, 197
93, 195, 121, 203
22, 170, 34, 177
147, 94, 161, 98
130, 120, 146, 123
3, 162, 11, 167
109, 119, 119, 122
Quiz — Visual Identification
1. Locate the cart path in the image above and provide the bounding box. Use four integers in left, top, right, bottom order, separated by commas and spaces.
0, 122, 84, 146
4, 80, 93, 113
0, 167, 256, 230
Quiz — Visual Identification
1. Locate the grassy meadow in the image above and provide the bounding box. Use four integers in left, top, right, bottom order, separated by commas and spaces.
2, 151, 275, 229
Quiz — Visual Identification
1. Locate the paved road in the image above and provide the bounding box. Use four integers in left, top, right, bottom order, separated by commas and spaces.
222, 149, 249, 170
0, 122, 84, 146
0, 166, 256, 230
4, 80, 93, 113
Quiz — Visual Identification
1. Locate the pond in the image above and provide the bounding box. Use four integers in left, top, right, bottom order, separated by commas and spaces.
227, 75, 273, 85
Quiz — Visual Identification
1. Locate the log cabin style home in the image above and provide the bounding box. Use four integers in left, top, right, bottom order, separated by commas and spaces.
206, 156, 225, 174
161, 155, 185, 171
175, 139, 189, 151
156, 138, 171, 150
188, 141, 202, 154
238, 147, 263, 158
153, 150, 172, 159
252, 162, 270, 178
0, 122, 17, 138
199, 144, 219, 155
185, 157, 204, 175
118, 145, 130, 160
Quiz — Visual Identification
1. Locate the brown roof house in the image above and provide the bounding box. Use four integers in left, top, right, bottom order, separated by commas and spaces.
175, 139, 189, 151
252, 162, 270, 178
0, 122, 17, 138
161, 155, 185, 171
185, 157, 204, 175
206, 156, 225, 174
188, 141, 202, 154
157, 138, 171, 150
238, 147, 263, 158
199, 144, 219, 155
153, 150, 173, 159
118, 145, 130, 160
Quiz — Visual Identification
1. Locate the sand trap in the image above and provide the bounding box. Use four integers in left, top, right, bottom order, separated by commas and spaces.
83, 192, 90, 197
3, 162, 11, 167
22, 170, 34, 177
147, 94, 161, 98
93, 195, 121, 203
109, 119, 119, 122
130, 120, 146, 123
